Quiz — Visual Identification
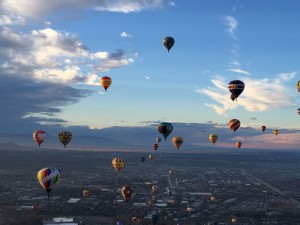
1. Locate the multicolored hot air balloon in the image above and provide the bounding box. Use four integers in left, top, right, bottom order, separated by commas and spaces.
156, 137, 162, 143
228, 80, 245, 101
273, 129, 279, 136
297, 108, 300, 115
83, 189, 89, 198
112, 158, 125, 172
149, 154, 154, 160
163, 36, 175, 52
172, 137, 183, 150
158, 122, 173, 140
33, 130, 46, 147
228, 119, 240, 133
37, 168, 61, 198
141, 157, 145, 163
153, 143, 159, 151
121, 185, 133, 202
100, 76, 112, 91
261, 125, 266, 132
58, 131, 72, 148
209, 134, 218, 145
297, 81, 300, 92
236, 141, 242, 149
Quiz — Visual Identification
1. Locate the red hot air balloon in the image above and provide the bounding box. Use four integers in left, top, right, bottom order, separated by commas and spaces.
228, 119, 241, 133
100, 76, 112, 91
33, 130, 46, 146
236, 142, 242, 149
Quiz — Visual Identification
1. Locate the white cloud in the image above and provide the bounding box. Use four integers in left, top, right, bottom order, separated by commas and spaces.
168, 1, 176, 6
145, 76, 150, 80
227, 68, 251, 75
93, 52, 109, 59
85, 74, 100, 86
225, 16, 238, 38
0, 14, 26, 25
120, 31, 132, 38
197, 72, 296, 114
33, 66, 82, 82
44, 20, 51, 26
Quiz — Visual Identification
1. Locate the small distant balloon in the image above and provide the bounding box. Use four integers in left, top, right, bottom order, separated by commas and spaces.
33, 130, 46, 147
210, 195, 215, 202
297, 108, 300, 115
172, 136, 183, 150
121, 185, 133, 202
232, 218, 237, 224
149, 154, 154, 160
297, 81, 300, 92
152, 185, 158, 193
236, 141, 242, 149
112, 158, 125, 172
100, 76, 112, 91
273, 129, 279, 136
116, 221, 124, 225
261, 125, 266, 132
32, 204, 38, 212
156, 137, 161, 143
83, 189, 89, 198
58, 131, 72, 148
209, 134, 218, 145
163, 36, 175, 52
153, 143, 159, 151
228, 119, 240, 133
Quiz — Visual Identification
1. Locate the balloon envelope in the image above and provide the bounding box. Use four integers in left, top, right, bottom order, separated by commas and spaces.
228, 80, 245, 101
172, 136, 183, 150
83, 189, 89, 198
121, 185, 133, 202
297, 108, 300, 115
273, 129, 279, 136
236, 141, 242, 149
153, 143, 159, 151
100, 76, 112, 91
158, 122, 173, 140
149, 154, 154, 160
228, 119, 240, 133
261, 125, 266, 132
163, 36, 175, 52
156, 137, 162, 143
297, 81, 300, 92
209, 134, 218, 145
58, 131, 72, 148
112, 157, 125, 172
37, 168, 61, 197
33, 130, 46, 146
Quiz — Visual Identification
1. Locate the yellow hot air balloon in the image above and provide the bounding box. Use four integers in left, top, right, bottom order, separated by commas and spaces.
273, 129, 279, 136
58, 131, 72, 148
297, 81, 300, 92
83, 189, 89, 198
112, 158, 125, 172
209, 134, 218, 145
100, 76, 112, 91
172, 136, 183, 150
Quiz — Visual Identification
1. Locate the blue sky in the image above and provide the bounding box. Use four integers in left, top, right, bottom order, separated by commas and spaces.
0, 0, 299, 149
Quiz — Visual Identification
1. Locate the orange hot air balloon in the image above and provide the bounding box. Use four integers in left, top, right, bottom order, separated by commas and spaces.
228, 119, 240, 133
83, 189, 89, 198
172, 137, 183, 150
273, 129, 279, 136
236, 141, 242, 149
297, 81, 300, 92
209, 134, 218, 145
100, 76, 112, 91
112, 158, 125, 172
153, 143, 159, 151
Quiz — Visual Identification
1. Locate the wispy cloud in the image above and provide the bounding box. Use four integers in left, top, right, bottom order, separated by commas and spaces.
225, 16, 238, 38
145, 76, 150, 80
120, 31, 132, 38
227, 68, 250, 75
196, 72, 296, 114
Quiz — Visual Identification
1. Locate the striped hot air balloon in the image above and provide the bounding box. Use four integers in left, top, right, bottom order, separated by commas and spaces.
228, 119, 241, 133
112, 158, 125, 172
33, 130, 46, 147
37, 168, 61, 198
228, 80, 245, 101
209, 134, 218, 145
58, 131, 72, 148
100, 76, 112, 91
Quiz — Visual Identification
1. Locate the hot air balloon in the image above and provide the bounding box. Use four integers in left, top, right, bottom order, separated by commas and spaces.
297, 81, 300, 92
163, 36, 175, 52
158, 122, 173, 140
83, 189, 89, 198
153, 143, 159, 151
228, 80, 245, 101
132, 217, 137, 223
236, 141, 242, 149
112, 158, 125, 172
228, 119, 240, 133
141, 157, 145, 163
297, 108, 300, 115
100, 76, 112, 91
168, 170, 172, 175
37, 168, 61, 198
152, 185, 158, 193
121, 185, 133, 202
261, 125, 266, 132
273, 129, 279, 136
149, 154, 154, 160
172, 136, 183, 150
156, 137, 162, 143
33, 130, 46, 147
210, 195, 215, 202
151, 211, 159, 225
209, 134, 218, 145
232, 218, 237, 224
58, 131, 72, 148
